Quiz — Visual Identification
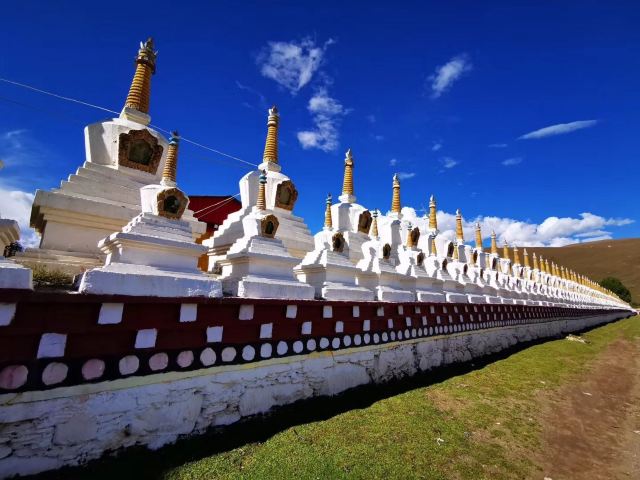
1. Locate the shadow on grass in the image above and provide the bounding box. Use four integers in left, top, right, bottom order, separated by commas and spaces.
26, 319, 625, 480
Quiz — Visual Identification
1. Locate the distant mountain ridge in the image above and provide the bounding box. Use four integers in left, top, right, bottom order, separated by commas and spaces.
522, 238, 639, 304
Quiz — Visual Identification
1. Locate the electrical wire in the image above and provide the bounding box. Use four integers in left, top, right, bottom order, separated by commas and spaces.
191, 193, 241, 216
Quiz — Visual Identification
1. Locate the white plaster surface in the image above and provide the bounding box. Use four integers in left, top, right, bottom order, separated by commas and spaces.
0, 311, 630, 478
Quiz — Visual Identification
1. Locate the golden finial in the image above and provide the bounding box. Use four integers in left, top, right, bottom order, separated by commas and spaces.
523, 248, 530, 268
370, 209, 379, 238
533, 252, 539, 270
431, 236, 438, 256
428, 195, 438, 231
391, 174, 401, 214
256, 169, 267, 211
474, 222, 483, 251
124, 38, 157, 116
453, 241, 459, 260
490, 230, 498, 255
262, 106, 279, 164
161, 131, 180, 186
341, 148, 354, 199
513, 245, 521, 265
455, 209, 464, 242
406, 223, 416, 248
502, 242, 510, 261
545, 259, 551, 274
324, 193, 333, 229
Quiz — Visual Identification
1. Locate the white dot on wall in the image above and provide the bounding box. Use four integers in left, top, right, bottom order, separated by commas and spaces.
260, 323, 273, 339
364, 333, 371, 344
363, 319, 371, 331
149, 353, 169, 371
221, 347, 236, 362
319, 338, 330, 349
377, 306, 385, 317
134, 329, 157, 350
37, 333, 67, 359
418, 328, 423, 336
177, 351, 194, 368
179, 303, 198, 323
387, 319, 394, 329
444, 326, 448, 333
391, 331, 397, 341
286, 304, 298, 319
373, 333, 380, 343
98, 303, 123, 325
323, 306, 333, 318
306, 339, 317, 351
354, 334, 362, 346
82, 359, 105, 380
415, 306, 421, 314
398, 305, 404, 315
301, 321, 312, 335
404, 329, 410, 338
200, 348, 216, 366
119, 355, 139, 375
277, 341, 288, 355
429, 327, 434, 335
352, 305, 360, 317
422, 316, 427, 326
293, 341, 304, 353
382, 332, 388, 342
238, 304, 254, 320
260, 343, 272, 358
335, 321, 344, 333
398, 331, 404, 340
331, 338, 340, 349
42, 362, 68, 386
0, 365, 28, 390
411, 329, 417, 338
242, 345, 255, 361
343, 335, 352, 347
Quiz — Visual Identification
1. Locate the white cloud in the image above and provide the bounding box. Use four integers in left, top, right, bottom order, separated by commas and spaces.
519, 120, 598, 140
429, 54, 472, 98
296, 88, 346, 152
397, 172, 416, 180
489, 143, 508, 148
432, 142, 442, 152
373, 134, 384, 142
0, 186, 39, 248
440, 157, 459, 169
502, 157, 523, 166
366, 114, 376, 124
258, 38, 333, 94
396, 208, 633, 248
389, 158, 397, 166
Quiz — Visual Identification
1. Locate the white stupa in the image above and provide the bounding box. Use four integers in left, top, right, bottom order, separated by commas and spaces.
0, 217, 32, 289
204, 106, 314, 272
17, 39, 205, 275
78, 132, 221, 297
295, 194, 374, 300
217, 170, 314, 300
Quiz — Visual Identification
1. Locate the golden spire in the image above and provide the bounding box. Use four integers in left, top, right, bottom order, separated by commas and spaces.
391, 174, 401, 214
370, 209, 379, 238
474, 222, 483, 251
453, 241, 459, 260
502, 242, 510, 261
513, 245, 521, 265
431, 236, 437, 256
124, 38, 157, 115
545, 259, 551, 274
262, 106, 279, 164
256, 170, 267, 211
533, 252, 539, 270
490, 231, 498, 255
341, 149, 354, 199
161, 131, 180, 186
455, 209, 464, 242
428, 195, 438, 231
324, 193, 333, 229
523, 248, 530, 268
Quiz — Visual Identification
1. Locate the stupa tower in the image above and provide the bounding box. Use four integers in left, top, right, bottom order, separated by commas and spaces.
121, 38, 157, 125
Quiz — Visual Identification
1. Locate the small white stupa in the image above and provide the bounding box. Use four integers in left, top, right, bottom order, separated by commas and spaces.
446, 210, 486, 304
204, 106, 314, 270
328, 149, 373, 264
0, 218, 32, 289
217, 170, 314, 300
396, 222, 443, 302
294, 194, 374, 300
357, 175, 414, 302
78, 132, 221, 297
18, 39, 205, 275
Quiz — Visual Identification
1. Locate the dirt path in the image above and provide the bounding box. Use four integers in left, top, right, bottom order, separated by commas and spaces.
537, 336, 640, 479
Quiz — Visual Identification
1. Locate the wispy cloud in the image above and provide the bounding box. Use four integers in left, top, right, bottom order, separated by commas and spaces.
440, 156, 459, 169
397, 172, 416, 180
432, 142, 442, 152
366, 114, 376, 124
519, 120, 598, 140
258, 38, 334, 94
297, 88, 347, 152
389, 158, 397, 167
373, 134, 384, 142
489, 143, 508, 148
235, 80, 267, 110
429, 54, 472, 98
0, 184, 39, 247
399, 208, 634, 247
501, 157, 523, 166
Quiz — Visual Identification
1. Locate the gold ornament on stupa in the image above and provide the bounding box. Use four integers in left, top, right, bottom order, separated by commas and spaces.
475, 222, 483, 251
124, 38, 157, 115
391, 174, 401, 214
490, 230, 498, 255
429, 195, 438, 231
262, 106, 279, 164
324, 194, 333, 229
342, 149, 354, 198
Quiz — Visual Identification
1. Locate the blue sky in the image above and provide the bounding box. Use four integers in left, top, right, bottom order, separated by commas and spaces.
1, 1, 638, 247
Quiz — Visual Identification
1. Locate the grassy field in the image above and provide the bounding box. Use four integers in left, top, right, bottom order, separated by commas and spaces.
526, 238, 640, 304
39, 314, 640, 480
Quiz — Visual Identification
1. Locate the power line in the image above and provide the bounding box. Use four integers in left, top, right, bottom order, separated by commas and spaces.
0, 77, 259, 168
191, 193, 241, 216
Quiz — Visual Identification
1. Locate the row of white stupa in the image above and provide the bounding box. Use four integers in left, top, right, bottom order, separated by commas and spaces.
0, 38, 626, 309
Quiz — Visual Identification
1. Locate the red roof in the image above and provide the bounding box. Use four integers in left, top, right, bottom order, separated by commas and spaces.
188, 195, 242, 232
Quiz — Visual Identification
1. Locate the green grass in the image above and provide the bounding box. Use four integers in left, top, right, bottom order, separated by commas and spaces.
40, 316, 640, 480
